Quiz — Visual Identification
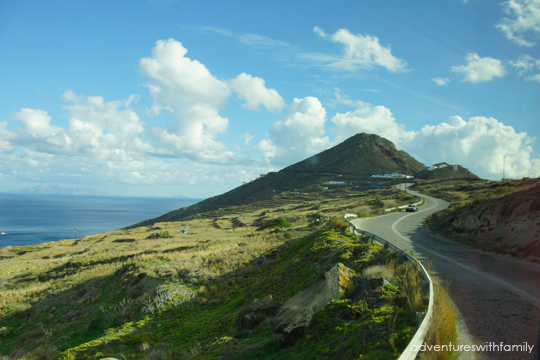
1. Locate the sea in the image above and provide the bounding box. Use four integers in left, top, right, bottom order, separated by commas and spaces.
0, 193, 201, 248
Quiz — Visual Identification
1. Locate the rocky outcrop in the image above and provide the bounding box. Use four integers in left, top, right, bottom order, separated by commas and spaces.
238, 295, 278, 330
272, 263, 355, 345
349, 277, 390, 301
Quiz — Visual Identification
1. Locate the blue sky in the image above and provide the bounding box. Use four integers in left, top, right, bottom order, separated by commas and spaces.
1, 0, 539, 197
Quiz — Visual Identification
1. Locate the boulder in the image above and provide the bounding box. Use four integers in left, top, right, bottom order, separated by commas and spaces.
349, 277, 390, 301
238, 295, 278, 330
272, 263, 356, 345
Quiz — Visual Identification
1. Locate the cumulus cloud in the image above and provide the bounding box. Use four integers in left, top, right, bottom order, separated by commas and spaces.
510, 54, 540, 82
11, 109, 72, 153
399, 116, 540, 179
140, 38, 237, 163
496, 0, 540, 47
331, 103, 415, 145
311, 27, 407, 72
256, 97, 330, 164
151, 104, 235, 163
139, 38, 230, 113
228, 73, 286, 112
432, 77, 451, 86
451, 53, 506, 83
62, 91, 155, 157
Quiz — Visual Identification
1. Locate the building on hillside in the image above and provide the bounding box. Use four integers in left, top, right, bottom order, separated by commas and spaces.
427, 162, 450, 171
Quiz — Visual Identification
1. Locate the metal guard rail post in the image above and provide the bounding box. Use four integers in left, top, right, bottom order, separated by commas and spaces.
344, 214, 434, 360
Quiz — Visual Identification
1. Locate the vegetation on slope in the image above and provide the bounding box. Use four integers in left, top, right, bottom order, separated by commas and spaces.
0, 186, 430, 360
412, 177, 540, 261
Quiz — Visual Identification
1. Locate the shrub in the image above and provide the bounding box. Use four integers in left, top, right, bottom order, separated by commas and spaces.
146, 231, 172, 240
329, 217, 348, 231
257, 217, 292, 230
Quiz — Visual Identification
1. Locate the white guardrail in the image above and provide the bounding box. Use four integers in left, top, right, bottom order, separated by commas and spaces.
344, 213, 434, 360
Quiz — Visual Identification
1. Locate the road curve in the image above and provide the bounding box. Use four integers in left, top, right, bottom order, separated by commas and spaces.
350, 188, 540, 360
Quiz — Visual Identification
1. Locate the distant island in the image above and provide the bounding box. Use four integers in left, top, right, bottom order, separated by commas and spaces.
3, 184, 113, 196
171, 194, 191, 199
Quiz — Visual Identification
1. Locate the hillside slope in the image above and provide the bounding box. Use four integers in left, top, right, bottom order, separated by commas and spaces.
426, 179, 540, 259
417, 164, 479, 180
127, 133, 426, 228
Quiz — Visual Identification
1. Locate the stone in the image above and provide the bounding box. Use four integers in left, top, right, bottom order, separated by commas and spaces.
272, 263, 356, 345
238, 295, 277, 330
349, 278, 390, 301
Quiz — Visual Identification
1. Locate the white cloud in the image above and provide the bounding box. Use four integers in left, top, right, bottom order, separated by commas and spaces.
311, 27, 407, 72
139, 38, 230, 112
11, 108, 72, 153
228, 73, 286, 112
256, 97, 329, 164
399, 116, 540, 179
241, 132, 255, 145
331, 103, 415, 145
140, 38, 237, 163
496, 0, 540, 47
510, 54, 540, 82
62, 91, 154, 157
151, 104, 234, 163
328, 88, 370, 108
313, 26, 328, 39
451, 53, 506, 83
432, 77, 451, 86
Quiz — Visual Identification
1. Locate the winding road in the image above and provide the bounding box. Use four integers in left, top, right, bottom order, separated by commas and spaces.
350, 187, 540, 360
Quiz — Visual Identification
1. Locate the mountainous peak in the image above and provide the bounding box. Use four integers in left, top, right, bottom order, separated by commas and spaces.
126, 133, 426, 227
281, 133, 425, 175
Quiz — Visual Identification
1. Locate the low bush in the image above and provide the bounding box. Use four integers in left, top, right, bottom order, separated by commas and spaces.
328, 217, 348, 231
146, 231, 172, 240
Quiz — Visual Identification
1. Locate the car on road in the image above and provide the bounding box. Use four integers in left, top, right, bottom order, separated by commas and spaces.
405, 204, 418, 212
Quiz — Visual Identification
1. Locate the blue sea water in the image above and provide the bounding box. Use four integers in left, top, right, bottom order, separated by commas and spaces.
0, 194, 201, 247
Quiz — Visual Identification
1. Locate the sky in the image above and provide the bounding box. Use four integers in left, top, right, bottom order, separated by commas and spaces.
1, 0, 539, 198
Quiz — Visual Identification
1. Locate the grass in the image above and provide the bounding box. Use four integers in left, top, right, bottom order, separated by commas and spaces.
0, 185, 436, 359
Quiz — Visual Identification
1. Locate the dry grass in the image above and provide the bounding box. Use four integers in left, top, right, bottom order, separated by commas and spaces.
0, 184, 440, 358
362, 264, 395, 282
422, 281, 458, 360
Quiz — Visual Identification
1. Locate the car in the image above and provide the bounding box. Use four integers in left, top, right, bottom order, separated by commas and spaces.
405, 204, 418, 212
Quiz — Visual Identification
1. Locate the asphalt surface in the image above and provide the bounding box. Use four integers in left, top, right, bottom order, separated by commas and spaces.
350, 188, 540, 360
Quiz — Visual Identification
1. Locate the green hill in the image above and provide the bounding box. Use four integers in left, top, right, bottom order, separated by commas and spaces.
126, 133, 426, 228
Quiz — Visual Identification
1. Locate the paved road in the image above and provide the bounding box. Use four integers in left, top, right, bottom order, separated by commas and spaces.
350, 188, 540, 360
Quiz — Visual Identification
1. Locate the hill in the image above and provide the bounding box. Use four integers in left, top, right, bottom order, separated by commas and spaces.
0, 184, 428, 359
422, 177, 540, 259
416, 163, 479, 180
126, 133, 426, 228
3, 184, 113, 196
